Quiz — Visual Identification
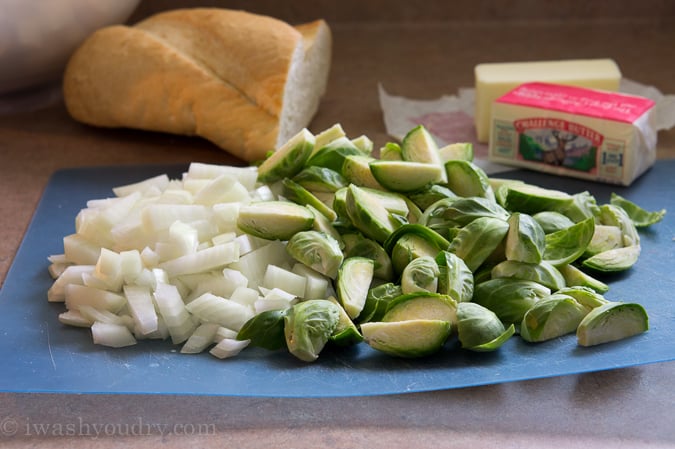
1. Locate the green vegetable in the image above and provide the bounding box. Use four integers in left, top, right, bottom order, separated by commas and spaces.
359, 282, 402, 323
557, 264, 609, 293
306, 136, 364, 172
326, 296, 363, 346
284, 299, 341, 362
448, 216, 509, 272
577, 302, 649, 346
438, 142, 473, 162
382, 292, 457, 324
408, 185, 457, 211
505, 212, 546, 264
543, 217, 595, 266
422, 196, 509, 229
336, 257, 374, 319
342, 155, 383, 189
257, 128, 315, 183
345, 184, 401, 243
282, 178, 337, 222
237, 309, 288, 350
361, 319, 452, 358
610, 193, 666, 227
472, 278, 550, 325
400, 255, 440, 294
342, 233, 393, 281
532, 211, 575, 233
504, 184, 574, 215
370, 160, 445, 192
491, 260, 565, 291
444, 160, 495, 201
520, 294, 588, 343
583, 225, 624, 257
237, 201, 314, 241
435, 250, 474, 303
456, 302, 515, 352
286, 231, 344, 279
292, 166, 347, 192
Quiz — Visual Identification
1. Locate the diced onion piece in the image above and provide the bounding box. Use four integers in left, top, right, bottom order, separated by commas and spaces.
94, 248, 124, 292
58, 310, 92, 327
228, 241, 292, 289
193, 174, 250, 206
63, 234, 101, 265
213, 326, 238, 342
153, 283, 196, 344
48, 265, 95, 302
184, 293, 254, 331
209, 338, 250, 359
229, 287, 259, 307
159, 241, 239, 277
113, 174, 170, 197
181, 323, 220, 354
91, 321, 137, 348
65, 284, 126, 313
141, 204, 211, 233
186, 162, 258, 191
291, 263, 330, 299
78, 305, 134, 329
124, 285, 159, 336
262, 265, 307, 298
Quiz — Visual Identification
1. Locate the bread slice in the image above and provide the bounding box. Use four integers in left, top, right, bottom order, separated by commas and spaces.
62, 8, 332, 162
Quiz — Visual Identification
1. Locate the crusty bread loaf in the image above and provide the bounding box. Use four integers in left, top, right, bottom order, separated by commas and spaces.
62, 8, 331, 162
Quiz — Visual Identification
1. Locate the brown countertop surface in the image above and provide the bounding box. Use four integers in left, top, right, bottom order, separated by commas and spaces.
1, 2, 674, 448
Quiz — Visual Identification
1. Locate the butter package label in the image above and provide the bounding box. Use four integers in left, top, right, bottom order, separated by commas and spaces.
488, 82, 656, 185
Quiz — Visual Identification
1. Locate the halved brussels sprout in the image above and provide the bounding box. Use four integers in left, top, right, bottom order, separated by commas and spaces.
382, 292, 457, 325
444, 160, 495, 201
400, 256, 441, 294
597, 204, 640, 247
472, 278, 550, 325
559, 191, 600, 222
306, 136, 365, 172
342, 233, 394, 281
505, 212, 546, 264
342, 155, 383, 189
532, 211, 575, 234
237, 308, 288, 350
435, 251, 474, 303
292, 166, 347, 192
583, 224, 624, 257
286, 230, 344, 279
448, 216, 509, 272
370, 160, 445, 193
408, 185, 458, 211
345, 184, 401, 243
358, 282, 402, 323
282, 178, 337, 222
503, 184, 574, 215
326, 296, 364, 347
438, 142, 473, 163
237, 201, 314, 241
421, 196, 509, 229
555, 286, 609, 310
582, 245, 641, 273
520, 293, 588, 343
456, 302, 514, 352
257, 128, 315, 183
557, 263, 609, 293
543, 217, 595, 266
384, 224, 450, 275
491, 260, 565, 291
336, 257, 374, 319
361, 319, 452, 358
379, 142, 403, 161
610, 193, 666, 228
284, 299, 341, 362
576, 302, 649, 347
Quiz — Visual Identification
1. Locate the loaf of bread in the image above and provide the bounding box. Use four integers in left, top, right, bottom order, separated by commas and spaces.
62, 8, 332, 162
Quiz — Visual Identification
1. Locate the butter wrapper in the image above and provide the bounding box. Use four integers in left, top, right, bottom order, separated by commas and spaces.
488, 82, 656, 185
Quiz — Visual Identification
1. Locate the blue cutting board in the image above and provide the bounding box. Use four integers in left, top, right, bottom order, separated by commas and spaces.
0, 162, 673, 397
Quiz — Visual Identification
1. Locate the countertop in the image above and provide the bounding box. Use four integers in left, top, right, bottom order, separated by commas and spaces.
1, 2, 675, 448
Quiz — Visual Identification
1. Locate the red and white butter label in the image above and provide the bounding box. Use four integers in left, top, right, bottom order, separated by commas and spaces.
488, 82, 657, 186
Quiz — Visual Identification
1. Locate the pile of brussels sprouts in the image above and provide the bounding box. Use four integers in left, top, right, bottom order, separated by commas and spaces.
236, 123, 665, 361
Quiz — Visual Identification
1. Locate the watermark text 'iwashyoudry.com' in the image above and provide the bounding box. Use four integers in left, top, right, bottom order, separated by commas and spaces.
1, 416, 216, 439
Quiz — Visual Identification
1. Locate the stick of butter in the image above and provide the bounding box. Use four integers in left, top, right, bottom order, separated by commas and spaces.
474, 59, 622, 142
488, 82, 656, 186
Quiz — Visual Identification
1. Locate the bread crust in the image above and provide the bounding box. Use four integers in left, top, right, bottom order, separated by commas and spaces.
63, 8, 325, 162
